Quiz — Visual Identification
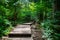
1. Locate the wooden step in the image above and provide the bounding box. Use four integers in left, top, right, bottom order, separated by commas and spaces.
16, 25, 31, 28
8, 37, 33, 40
7, 24, 33, 40
10, 28, 31, 34
22, 23, 32, 25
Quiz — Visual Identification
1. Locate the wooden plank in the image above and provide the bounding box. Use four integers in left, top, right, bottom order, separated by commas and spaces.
8, 38, 33, 40
10, 28, 31, 34
22, 23, 32, 25
7, 24, 33, 39
2, 36, 8, 40
9, 25, 31, 34
16, 25, 31, 28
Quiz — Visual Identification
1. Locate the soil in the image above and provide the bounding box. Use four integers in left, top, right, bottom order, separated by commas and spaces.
31, 25, 42, 40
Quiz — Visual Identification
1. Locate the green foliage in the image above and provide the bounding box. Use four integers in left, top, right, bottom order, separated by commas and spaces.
40, 0, 60, 40
0, 0, 60, 40
0, 18, 12, 37
52, 12, 60, 40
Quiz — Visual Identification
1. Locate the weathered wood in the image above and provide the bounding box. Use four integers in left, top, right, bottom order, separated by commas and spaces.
16, 25, 31, 28
2, 36, 8, 40
9, 25, 31, 34
8, 24, 32, 38
10, 28, 31, 34
22, 23, 32, 25
8, 37, 33, 40
2, 23, 34, 40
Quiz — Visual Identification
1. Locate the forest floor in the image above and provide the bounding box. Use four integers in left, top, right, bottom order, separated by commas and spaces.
31, 24, 42, 40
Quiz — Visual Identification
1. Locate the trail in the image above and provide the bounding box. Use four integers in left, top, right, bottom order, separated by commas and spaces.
2, 23, 42, 40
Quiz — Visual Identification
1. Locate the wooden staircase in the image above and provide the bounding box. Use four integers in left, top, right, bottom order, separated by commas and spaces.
2, 23, 33, 40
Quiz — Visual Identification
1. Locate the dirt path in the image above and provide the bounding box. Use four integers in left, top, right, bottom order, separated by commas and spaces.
31, 25, 42, 40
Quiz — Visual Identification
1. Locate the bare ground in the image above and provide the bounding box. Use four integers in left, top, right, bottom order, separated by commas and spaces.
31, 24, 42, 40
